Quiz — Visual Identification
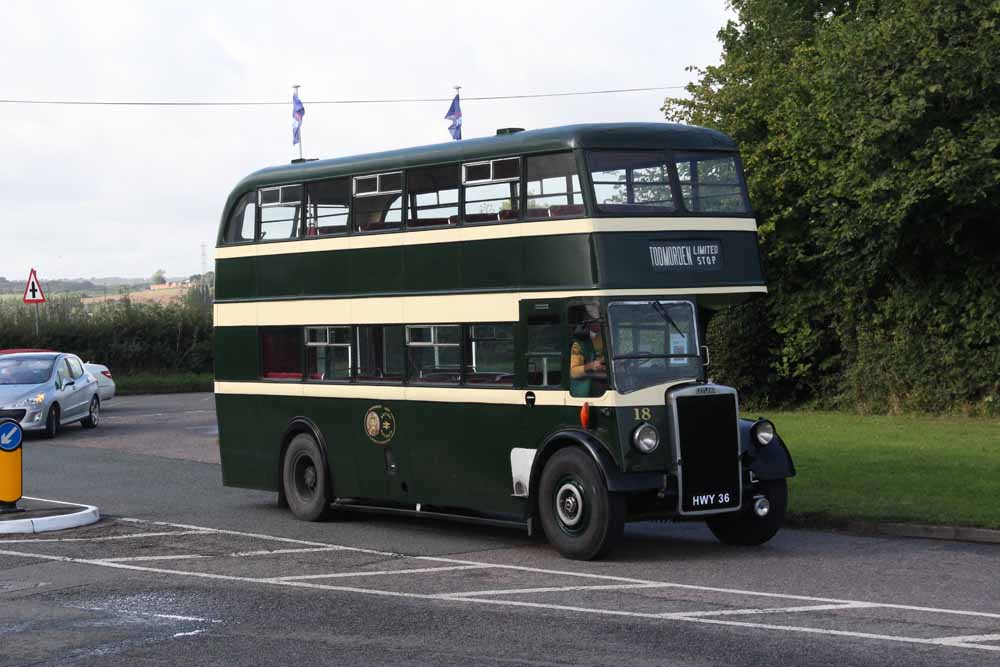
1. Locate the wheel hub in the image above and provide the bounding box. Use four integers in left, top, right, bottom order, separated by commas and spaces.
556, 482, 584, 527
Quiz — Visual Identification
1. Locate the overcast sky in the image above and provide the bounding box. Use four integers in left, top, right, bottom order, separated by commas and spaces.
2, 0, 733, 282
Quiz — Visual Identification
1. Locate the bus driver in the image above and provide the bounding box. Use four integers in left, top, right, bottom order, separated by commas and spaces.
570, 303, 607, 397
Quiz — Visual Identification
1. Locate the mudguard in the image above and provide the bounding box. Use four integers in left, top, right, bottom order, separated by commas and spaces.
278, 416, 334, 502
739, 418, 796, 480
529, 429, 663, 499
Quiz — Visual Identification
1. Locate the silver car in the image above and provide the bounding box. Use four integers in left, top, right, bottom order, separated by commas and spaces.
0, 352, 101, 438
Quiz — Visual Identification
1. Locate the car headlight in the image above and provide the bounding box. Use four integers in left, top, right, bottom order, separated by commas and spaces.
632, 423, 660, 453
751, 419, 775, 447
12, 392, 47, 408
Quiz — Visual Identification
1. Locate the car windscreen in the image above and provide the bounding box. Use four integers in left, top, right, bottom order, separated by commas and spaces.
0, 357, 55, 385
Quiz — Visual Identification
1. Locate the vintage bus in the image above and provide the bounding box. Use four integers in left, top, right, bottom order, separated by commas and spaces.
214, 123, 795, 560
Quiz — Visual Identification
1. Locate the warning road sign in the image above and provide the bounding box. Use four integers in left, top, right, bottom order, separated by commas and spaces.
23, 268, 46, 304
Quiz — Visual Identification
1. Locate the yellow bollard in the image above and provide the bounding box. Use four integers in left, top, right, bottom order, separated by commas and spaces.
0, 419, 23, 512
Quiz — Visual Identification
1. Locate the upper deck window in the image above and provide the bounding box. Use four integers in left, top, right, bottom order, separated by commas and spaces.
462, 158, 521, 223
588, 151, 676, 214
305, 178, 350, 237
353, 172, 403, 233
407, 164, 459, 229
258, 185, 302, 241
673, 152, 750, 214
525, 153, 584, 219
222, 192, 256, 244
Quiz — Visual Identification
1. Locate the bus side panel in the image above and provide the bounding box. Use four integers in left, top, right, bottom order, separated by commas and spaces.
301, 395, 371, 500
462, 238, 522, 291
217, 393, 278, 491
215, 257, 256, 301
523, 235, 595, 289
214, 327, 259, 381
401, 400, 573, 516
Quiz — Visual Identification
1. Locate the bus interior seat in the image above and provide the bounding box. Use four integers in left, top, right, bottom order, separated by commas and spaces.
548, 204, 585, 217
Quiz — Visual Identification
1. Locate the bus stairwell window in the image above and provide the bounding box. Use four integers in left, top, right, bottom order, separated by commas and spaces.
261, 327, 303, 380
526, 315, 562, 388
526, 153, 583, 218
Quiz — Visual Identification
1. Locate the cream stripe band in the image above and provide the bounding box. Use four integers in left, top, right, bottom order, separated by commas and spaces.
215, 379, 693, 409
213, 287, 767, 326
215, 217, 758, 260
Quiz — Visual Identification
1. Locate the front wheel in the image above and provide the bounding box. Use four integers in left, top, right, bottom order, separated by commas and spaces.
538, 447, 625, 560
282, 433, 331, 521
43, 404, 60, 439
706, 478, 787, 546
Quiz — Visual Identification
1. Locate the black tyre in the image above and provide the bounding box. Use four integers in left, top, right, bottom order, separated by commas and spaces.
282, 433, 331, 522
43, 404, 60, 439
706, 478, 787, 546
538, 447, 625, 560
81, 397, 100, 429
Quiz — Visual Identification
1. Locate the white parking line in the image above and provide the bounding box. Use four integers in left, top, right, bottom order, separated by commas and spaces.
7, 517, 999, 654
97, 555, 208, 562
274, 565, 493, 581
658, 602, 881, 618
228, 547, 344, 557
117, 518, 1000, 622
0, 530, 210, 543
441, 583, 669, 598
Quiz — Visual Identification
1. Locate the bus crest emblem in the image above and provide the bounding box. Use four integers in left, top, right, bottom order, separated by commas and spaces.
364, 405, 396, 445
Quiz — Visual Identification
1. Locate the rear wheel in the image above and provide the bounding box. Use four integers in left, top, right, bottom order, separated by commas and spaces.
538, 447, 625, 560
706, 479, 787, 546
282, 433, 331, 521
81, 397, 100, 428
43, 404, 60, 439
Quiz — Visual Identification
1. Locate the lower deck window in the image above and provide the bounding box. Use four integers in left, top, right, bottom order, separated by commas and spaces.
406, 325, 460, 384
306, 326, 352, 381
465, 324, 514, 386
261, 327, 303, 380
356, 325, 404, 382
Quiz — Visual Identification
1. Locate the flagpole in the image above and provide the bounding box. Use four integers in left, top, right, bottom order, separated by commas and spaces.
293, 84, 303, 160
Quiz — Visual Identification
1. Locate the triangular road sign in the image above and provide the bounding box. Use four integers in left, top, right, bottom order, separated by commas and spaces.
23, 268, 46, 304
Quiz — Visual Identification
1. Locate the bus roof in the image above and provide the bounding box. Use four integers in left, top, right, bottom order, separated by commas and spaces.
228, 122, 736, 199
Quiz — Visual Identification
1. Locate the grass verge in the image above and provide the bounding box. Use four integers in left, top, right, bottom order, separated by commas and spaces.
769, 410, 1000, 530
115, 372, 213, 395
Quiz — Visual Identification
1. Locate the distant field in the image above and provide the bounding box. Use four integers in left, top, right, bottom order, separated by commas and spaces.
772, 410, 1000, 529
82, 286, 188, 305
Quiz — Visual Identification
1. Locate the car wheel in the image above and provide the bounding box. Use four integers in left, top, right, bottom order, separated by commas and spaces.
538, 447, 625, 561
706, 479, 788, 546
43, 404, 60, 439
282, 433, 331, 522
81, 396, 100, 429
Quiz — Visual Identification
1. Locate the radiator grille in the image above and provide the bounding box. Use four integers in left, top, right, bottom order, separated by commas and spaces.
674, 392, 741, 515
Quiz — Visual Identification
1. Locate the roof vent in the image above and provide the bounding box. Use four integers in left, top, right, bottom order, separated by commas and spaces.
496, 127, 525, 136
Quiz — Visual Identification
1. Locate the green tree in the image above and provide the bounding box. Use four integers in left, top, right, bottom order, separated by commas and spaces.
151, 269, 167, 285
665, 0, 1000, 413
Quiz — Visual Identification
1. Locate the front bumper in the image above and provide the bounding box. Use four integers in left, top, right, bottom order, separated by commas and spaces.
0, 407, 45, 430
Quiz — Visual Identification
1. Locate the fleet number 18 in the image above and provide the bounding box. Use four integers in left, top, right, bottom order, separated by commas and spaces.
633, 408, 652, 420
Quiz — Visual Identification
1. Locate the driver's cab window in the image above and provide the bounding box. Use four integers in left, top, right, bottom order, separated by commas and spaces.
607, 300, 700, 394
568, 302, 607, 398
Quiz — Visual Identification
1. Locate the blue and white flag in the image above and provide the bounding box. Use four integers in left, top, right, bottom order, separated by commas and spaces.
444, 94, 462, 140
292, 91, 305, 145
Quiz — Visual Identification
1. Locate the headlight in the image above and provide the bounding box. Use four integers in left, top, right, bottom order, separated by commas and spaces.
12, 393, 47, 408
632, 423, 660, 453
752, 419, 775, 447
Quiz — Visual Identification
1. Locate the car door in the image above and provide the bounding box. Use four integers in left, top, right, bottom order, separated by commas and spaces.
64, 357, 91, 420
55, 359, 77, 422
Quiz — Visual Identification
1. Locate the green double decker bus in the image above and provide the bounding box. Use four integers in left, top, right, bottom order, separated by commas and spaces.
214, 122, 795, 560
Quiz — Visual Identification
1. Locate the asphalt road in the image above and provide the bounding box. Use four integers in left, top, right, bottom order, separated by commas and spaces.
2, 394, 998, 666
